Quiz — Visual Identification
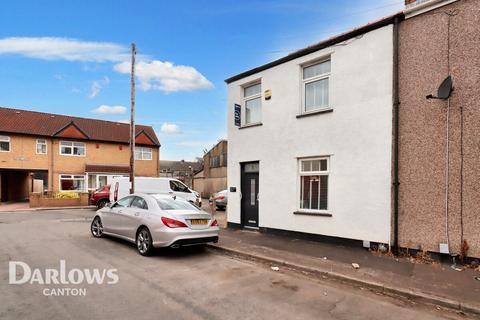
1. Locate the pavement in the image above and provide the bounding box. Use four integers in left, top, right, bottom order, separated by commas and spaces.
209, 227, 480, 316
0, 201, 96, 212
0, 201, 29, 212
0, 208, 471, 320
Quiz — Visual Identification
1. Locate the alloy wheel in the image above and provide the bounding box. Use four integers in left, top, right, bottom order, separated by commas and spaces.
91, 217, 103, 237
137, 229, 151, 255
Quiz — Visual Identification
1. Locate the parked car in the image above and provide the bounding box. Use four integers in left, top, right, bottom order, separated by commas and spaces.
90, 184, 110, 209
90, 193, 219, 255
210, 189, 228, 210
110, 177, 201, 207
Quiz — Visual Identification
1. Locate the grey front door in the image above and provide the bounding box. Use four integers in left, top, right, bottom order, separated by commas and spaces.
241, 162, 259, 228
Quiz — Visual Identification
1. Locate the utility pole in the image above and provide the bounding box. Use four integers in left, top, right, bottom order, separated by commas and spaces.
129, 43, 136, 194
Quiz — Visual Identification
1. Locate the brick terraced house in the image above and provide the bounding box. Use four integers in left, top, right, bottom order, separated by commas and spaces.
0, 107, 160, 202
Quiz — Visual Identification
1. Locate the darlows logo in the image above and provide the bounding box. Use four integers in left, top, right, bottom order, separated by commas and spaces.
9, 260, 119, 296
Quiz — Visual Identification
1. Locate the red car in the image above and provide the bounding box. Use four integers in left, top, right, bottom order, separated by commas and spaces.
90, 184, 110, 209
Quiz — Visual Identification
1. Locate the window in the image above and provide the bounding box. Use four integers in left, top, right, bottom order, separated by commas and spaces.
210, 155, 220, 168
131, 197, 148, 210
135, 147, 152, 160
221, 153, 228, 167
88, 175, 97, 190
36, 139, 47, 154
0, 135, 10, 152
113, 196, 133, 208
169, 180, 191, 193
302, 59, 330, 113
299, 158, 329, 211
60, 141, 85, 156
59, 175, 85, 191
243, 82, 261, 125
153, 196, 197, 211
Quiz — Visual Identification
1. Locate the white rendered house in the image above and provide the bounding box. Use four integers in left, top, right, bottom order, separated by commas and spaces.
226, 16, 397, 245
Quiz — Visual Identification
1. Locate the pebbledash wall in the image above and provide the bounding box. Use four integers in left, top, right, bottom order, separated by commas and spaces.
398, 0, 480, 257
227, 25, 394, 244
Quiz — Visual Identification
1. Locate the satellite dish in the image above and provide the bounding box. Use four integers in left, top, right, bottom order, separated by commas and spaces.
426, 76, 453, 100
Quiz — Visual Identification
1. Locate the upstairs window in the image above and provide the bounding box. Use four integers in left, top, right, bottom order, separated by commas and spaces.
302, 59, 330, 113
60, 141, 85, 156
0, 135, 10, 152
210, 155, 220, 168
299, 157, 329, 211
135, 147, 152, 160
36, 139, 47, 154
243, 82, 262, 125
221, 153, 228, 166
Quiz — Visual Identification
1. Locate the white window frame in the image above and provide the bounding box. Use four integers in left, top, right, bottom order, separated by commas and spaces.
86, 173, 125, 191
301, 58, 331, 114
0, 135, 11, 152
298, 157, 329, 213
59, 141, 86, 157
59, 174, 86, 192
135, 146, 153, 160
36, 139, 47, 155
242, 81, 262, 126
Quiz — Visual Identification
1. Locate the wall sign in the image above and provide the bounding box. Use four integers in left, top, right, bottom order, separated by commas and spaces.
234, 104, 241, 127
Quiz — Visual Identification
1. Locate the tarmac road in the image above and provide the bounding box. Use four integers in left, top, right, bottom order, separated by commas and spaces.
0, 209, 468, 320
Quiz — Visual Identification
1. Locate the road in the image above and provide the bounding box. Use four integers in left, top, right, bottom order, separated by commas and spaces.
0, 209, 468, 320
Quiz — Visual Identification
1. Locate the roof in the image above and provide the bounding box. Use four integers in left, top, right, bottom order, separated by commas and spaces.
85, 164, 130, 173
0, 107, 160, 146
225, 12, 404, 84
160, 160, 203, 173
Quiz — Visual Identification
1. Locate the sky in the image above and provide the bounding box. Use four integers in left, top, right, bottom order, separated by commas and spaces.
0, 0, 404, 161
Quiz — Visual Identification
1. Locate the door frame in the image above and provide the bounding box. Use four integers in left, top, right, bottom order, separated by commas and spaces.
240, 161, 260, 228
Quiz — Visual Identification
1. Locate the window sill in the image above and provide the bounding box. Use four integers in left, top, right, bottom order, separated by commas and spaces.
293, 211, 332, 217
59, 154, 86, 157
239, 123, 263, 130
296, 108, 333, 119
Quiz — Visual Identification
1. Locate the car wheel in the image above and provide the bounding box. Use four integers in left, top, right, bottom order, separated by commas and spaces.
136, 227, 153, 256
97, 199, 109, 209
91, 216, 104, 238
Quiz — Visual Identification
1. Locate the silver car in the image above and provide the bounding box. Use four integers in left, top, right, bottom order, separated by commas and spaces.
90, 193, 219, 256
210, 189, 228, 210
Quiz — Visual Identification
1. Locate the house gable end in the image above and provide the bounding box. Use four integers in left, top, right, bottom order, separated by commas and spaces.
54, 121, 89, 140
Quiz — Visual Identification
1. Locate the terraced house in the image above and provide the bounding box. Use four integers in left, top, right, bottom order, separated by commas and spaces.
0, 107, 160, 203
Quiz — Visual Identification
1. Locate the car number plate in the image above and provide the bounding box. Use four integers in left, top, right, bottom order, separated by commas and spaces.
190, 219, 208, 225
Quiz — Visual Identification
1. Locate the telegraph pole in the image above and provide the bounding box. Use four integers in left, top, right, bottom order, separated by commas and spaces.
129, 43, 136, 194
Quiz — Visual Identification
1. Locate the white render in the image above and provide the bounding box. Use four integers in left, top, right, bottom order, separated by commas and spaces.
227, 25, 394, 244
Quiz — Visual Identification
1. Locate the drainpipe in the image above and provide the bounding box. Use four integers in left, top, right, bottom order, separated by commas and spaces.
50, 138, 54, 192
392, 16, 400, 255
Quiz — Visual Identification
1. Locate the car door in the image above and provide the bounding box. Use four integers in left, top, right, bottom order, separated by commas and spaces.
106, 196, 134, 236
124, 196, 149, 240
169, 180, 194, 202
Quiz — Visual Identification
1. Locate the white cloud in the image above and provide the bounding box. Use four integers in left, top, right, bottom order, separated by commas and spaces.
0, 37, 129, 62
89, 76, 110, 98
92, 105, 127, 114
117, 119, 130, 124
161, 122, 181, 134
114, 60, 213, 93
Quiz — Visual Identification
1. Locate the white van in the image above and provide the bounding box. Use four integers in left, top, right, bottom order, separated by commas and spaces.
109, 177, 201, 206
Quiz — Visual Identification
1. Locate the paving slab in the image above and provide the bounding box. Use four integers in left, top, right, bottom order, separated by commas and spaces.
210, 227, 480, 315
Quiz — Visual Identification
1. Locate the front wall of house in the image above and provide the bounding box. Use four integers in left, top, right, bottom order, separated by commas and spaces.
0, 134, 159, 192
227, 25, 394, 243
0, 135, 50, 170
398, 0, 480, 257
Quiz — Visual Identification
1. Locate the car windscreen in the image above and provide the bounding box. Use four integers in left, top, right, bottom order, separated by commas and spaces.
154, 197, 198, 211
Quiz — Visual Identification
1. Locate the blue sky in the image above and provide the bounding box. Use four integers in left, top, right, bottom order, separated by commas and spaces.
0, 0, 403, 160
